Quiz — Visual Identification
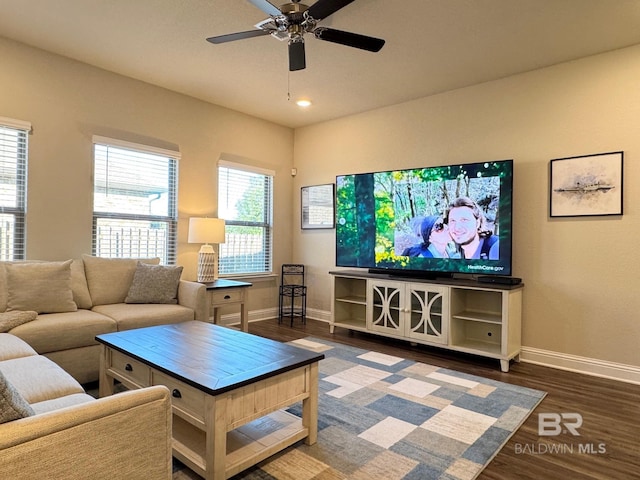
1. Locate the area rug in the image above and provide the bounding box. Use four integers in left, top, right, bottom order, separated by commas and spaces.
173, 337, 546, 480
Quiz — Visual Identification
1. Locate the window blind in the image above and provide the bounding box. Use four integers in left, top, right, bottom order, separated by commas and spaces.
92, 137, 178, 264
0, 117, 29, 260
218, 161, 273, 275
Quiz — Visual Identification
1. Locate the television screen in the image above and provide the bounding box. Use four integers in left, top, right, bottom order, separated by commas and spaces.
335, 159, 513, 277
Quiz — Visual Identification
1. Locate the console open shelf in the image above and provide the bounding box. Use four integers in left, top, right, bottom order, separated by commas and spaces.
332, 274, 368, 330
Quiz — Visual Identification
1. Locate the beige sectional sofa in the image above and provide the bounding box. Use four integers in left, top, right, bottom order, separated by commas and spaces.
0, 333, 172, 479
0, 255, 208, 384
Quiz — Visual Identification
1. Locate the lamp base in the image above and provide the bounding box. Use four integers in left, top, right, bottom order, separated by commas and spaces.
196, 244, 218, 283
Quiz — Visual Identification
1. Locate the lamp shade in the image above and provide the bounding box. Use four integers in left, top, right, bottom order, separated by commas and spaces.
188, 217, 226, 244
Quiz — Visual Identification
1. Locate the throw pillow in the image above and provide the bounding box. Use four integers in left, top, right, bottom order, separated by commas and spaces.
0, 311, 38, 333
6, 260, 77, 314
0, 263, 8, 313
125, 263, 183, 304
70, 258, 93, 309
0, 369, 35, 424
83, 255, 160, 305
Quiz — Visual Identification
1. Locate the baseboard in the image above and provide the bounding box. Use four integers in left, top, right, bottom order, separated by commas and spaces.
220, 307, 275, 326
223, 309, 640, 385
302, 307, 332, 323
520, 347, 640, 385
222, 306, 331, 326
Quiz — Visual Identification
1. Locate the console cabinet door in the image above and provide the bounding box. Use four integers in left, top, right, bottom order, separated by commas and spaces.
405, 283, 448, 345
367, 279, 405, 335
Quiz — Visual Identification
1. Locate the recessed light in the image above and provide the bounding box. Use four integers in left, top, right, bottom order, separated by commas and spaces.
296, 99, 312, 108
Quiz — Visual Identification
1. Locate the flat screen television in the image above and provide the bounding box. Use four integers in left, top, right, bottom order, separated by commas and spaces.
335, 159, 513, 279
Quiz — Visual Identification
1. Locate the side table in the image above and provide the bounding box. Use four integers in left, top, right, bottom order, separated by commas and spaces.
203, 279, 252, 332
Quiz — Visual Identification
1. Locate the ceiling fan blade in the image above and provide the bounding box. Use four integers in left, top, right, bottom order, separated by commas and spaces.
307, 0, 356, 21
289, 40, 306, 71
247, 0, 281, 16
314, 28, 385, 52
206, 29, 272, 44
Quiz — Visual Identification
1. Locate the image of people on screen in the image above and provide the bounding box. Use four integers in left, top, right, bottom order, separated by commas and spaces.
445, 196, 499, 260
401, 215, 456, 258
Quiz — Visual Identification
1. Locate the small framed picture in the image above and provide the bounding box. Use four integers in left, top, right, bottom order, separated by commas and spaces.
301, 184, 335, 229
549, 151, 623, 217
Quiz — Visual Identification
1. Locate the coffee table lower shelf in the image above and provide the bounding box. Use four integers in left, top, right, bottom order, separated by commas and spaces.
173, 409, 308, 478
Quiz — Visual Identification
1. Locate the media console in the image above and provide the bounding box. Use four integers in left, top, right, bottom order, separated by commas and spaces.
329, 270, 523, 372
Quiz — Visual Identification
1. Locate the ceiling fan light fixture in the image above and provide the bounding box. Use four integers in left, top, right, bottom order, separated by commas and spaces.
207, 0, 385, 72
296, 99, 312, 108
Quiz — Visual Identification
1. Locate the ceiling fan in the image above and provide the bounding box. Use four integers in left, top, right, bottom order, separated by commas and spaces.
206, 0, 385, 71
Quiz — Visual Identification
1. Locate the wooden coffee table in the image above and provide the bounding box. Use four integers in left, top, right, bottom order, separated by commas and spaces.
96, 321, 324, 480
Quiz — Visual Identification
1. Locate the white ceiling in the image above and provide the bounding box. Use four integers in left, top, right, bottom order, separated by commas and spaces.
2, 0, 640, 128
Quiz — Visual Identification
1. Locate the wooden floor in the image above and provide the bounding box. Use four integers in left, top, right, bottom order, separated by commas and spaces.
247, 318, 640, 480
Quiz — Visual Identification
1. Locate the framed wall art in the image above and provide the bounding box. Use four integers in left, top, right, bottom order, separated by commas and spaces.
301, 183, 335, 229
549, 151, 623, 217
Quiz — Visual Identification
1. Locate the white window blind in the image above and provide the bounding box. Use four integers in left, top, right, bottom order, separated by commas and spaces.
218, 160, 273, 275
0, 117, 29, 260
92, 137, 178, 264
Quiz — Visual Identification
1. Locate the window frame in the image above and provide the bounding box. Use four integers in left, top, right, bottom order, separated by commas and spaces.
0, 116, 30, 261
91, 136, 179, 264
217, 159, 274, 276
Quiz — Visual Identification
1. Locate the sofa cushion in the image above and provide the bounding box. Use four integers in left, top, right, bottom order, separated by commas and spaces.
92, 303, 194, 331
125, 263, 183, 304
30, 393, 96, 415
8, 310, 117, 354
0, 310, 38, 333
44, 345, 102, 385
70, 258, 93, 309
82, 255, 160, 306
0, 355, 85, 404
0, 333, 38, 361
6, 260, 77, 314
0, 260, 91, 312
0, 369, 35, 423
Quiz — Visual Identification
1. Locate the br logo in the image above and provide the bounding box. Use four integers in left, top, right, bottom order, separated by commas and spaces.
538, 413, 583, 436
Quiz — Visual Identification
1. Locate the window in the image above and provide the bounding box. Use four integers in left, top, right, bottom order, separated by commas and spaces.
0, 117, 29, 260
218, 160, 273, 275
92, 136, 178, 264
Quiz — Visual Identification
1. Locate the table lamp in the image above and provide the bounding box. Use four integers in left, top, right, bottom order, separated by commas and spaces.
188, 217, 226, 282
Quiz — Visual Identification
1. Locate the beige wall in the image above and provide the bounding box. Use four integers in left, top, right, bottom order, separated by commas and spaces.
293, 45, 640, 368
0, 37, 294, 311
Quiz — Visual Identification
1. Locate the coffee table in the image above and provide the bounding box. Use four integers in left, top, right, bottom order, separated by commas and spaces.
96, 321, 324, 480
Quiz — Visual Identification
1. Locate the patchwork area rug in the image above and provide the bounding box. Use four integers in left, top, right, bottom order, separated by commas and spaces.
173, 337, 546, 480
